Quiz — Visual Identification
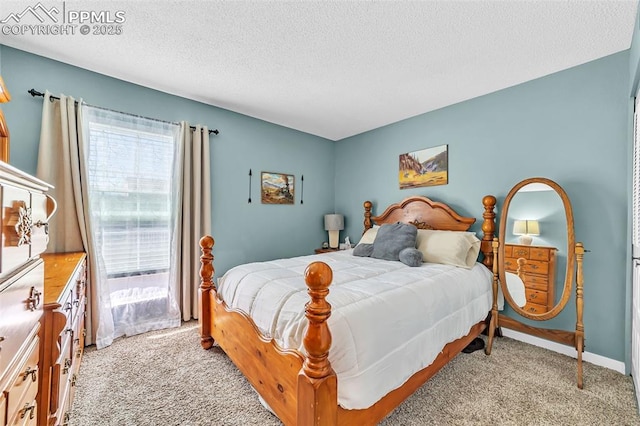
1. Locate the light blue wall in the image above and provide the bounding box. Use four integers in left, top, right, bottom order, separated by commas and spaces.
335, 51, 630, 363
0, 46, 335, 276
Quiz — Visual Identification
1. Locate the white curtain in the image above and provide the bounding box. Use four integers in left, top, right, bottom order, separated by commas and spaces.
80, 106, 182, 348
37, 95, 212, 349
178, 123, 212, 320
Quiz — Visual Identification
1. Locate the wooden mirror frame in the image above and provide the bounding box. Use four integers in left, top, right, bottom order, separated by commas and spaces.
498, 177, 575, 320
491, 176, 586, 388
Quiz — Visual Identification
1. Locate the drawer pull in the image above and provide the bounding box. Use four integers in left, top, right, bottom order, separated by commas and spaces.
74, 299, 80, 307
64, 301, 72, 312
530, 294, 537, 299
63, 358, 72, 374
27, 287, 41, 311
65, 327, 73, 335
71, 373, 78, 386
76, 348, 83, 358
23, 366, 37, 382
34, 219, 49, 235
20, 402, 35, 420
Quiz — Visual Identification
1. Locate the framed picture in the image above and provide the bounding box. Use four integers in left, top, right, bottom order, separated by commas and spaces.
399, 144, 448, 189
261, 171, 295, 204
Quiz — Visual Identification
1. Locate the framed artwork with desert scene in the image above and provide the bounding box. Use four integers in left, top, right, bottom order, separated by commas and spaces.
399, 144, 448, 189
261, 171, 295, 204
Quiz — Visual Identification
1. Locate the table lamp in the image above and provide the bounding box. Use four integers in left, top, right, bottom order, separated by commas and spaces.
324, 214, 344, 249
513, 219, 540, 245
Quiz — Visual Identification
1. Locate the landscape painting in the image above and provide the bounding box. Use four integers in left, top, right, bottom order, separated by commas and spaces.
399, 145, 448, 189
261, 172, 295, 204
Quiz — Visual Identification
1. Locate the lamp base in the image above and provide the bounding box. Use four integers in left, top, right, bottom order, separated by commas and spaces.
328, 230, 340, 249
518, 235, 533, 245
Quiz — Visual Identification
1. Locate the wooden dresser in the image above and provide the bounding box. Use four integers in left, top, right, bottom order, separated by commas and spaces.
38, 252, 87, 426
0, 162, 55, 426
504, 244, 557, 314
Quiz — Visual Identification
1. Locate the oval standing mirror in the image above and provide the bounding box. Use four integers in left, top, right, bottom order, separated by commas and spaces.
498, 177, 575, 321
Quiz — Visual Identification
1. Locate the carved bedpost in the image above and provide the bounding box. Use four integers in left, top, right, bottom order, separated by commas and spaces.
485, 237, 500, 355
575, 242, 585, 389
199, 235, 215, 350
363, 201, 373, 234
298, 261, 337, 426
480, 195, 497, 268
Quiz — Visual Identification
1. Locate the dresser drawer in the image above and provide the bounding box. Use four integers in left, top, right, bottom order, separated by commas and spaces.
0, 261, 43, 375
51, 333, 73, 416
522, 259, 549, 275
523, 301, 547, 315
529, 248, 550, 261
522, 273, 548, 289
8, 402, 37, 426
511, 246, 530, 258
525, 288, 547, 305
504, 257, 517, 272
6, 337, 38, 426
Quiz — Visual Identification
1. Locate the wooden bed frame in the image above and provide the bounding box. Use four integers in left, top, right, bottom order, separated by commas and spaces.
199, 195, 498, 425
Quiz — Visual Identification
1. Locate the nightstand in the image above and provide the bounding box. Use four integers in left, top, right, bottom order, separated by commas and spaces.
315, 247, 339, 254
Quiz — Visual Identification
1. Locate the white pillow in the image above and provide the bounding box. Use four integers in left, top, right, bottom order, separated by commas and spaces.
415, 229, 480, 269
357, 225, 380, 245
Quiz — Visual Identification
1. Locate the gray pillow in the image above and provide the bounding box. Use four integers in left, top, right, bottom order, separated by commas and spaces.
399, 247, 423, 267
353, 243, 374, 257
371, 223, 418, 261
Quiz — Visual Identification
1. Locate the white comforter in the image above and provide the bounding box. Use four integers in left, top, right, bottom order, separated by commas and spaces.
217, 249, 493, 410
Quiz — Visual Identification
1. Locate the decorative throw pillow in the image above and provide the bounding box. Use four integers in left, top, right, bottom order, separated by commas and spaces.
415, 229, 480, 269
399, 247, 423, 267
353, 243, 374, 257
370, 223, 418, 261
357, 225, 379, 245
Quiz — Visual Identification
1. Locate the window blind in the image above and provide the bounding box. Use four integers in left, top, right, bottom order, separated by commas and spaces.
86, 122, 175, 277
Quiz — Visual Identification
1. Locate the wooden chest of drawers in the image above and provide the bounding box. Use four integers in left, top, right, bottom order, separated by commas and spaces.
504, 244, 557, 314
38, 252, 87, 426
0, 161, 55, 426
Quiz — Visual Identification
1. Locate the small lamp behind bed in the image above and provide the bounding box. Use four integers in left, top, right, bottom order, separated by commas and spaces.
324, 214, 344, 249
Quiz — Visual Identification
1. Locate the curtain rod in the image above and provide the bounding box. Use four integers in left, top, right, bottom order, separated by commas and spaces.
27, 89, 219, 135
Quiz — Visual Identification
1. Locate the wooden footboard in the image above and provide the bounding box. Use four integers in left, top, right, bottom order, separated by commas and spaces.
198, 195, 497, 426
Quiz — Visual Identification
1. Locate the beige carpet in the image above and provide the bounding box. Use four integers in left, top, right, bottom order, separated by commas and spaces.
70, 321, 640, 426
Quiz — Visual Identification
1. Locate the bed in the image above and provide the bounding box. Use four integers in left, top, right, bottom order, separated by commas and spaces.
199, 195, 500, 425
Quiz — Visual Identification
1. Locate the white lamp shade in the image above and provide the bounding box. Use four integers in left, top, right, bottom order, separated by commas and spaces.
324, 214, 344, 231
512, 220, 540, 236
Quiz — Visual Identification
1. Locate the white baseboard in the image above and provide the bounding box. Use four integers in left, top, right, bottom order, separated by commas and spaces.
500, 329, 626, 374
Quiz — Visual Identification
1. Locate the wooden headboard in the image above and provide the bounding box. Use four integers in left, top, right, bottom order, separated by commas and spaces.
362, 195, 497, 268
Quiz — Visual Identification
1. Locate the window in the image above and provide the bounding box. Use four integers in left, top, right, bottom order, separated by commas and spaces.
86, 122, 175, 278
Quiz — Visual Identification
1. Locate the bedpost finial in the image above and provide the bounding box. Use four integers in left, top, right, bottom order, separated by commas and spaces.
304, 261, 333, 291
482, 195, 496, 208
200, 235, 214, 250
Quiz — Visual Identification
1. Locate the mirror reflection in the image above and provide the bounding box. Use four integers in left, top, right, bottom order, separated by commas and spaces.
504, 183, 567, 313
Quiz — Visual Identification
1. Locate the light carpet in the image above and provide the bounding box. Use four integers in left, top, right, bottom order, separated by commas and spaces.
70, 321, 640, 425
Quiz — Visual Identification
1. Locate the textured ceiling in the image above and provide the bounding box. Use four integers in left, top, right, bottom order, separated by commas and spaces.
0, 1, 638, 140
